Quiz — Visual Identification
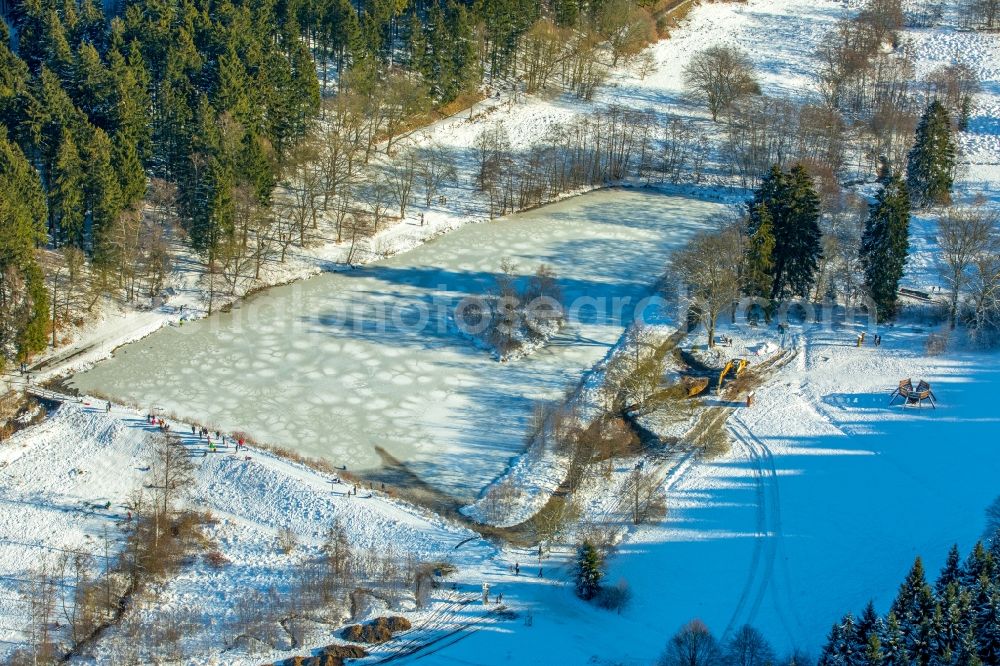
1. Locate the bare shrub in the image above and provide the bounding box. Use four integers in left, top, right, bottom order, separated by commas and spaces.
204, 550, 229, 567
277, 526, 298, 554
924, 332, 949, 356
596, 578, 632, 614
342, 616, 411, 644
985, 495, 1000, 542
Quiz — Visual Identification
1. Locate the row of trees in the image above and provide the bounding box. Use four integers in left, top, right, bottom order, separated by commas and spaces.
678, 0, 978, 196
657, 620, 802, 666
962, 0, 1000, 30
648, 523, 1000, 666
473, 105, 658, 218
651, 534, 1000, 665
0, 0, 671, 370
819, 541, 1000, 665
671, 85, 988, 339
11, 426, 445, 662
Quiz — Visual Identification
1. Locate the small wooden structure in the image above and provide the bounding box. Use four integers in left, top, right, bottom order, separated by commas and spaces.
889, 378, 937, 408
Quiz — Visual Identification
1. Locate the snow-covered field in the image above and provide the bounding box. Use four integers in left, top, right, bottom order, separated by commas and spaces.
3, 0, 1000, 662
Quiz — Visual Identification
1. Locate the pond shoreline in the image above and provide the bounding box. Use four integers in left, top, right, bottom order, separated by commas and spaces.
69, 187, 730, 499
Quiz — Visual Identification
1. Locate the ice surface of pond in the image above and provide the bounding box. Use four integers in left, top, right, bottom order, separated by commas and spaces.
72, 189, 723, 499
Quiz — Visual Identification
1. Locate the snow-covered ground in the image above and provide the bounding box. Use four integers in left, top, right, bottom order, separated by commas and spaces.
3, 0, 1000, 662
0, 400, 499, 664
407, 321, 1000, 664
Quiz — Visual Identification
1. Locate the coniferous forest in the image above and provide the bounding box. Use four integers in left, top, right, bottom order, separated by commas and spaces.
0, 0, 674, 369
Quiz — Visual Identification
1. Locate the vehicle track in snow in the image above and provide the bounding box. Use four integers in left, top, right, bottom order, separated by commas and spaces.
722, 409, 802, 646
371, 591, 488, 664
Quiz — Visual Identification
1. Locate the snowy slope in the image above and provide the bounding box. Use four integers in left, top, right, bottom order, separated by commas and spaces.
0, 401, 496, 663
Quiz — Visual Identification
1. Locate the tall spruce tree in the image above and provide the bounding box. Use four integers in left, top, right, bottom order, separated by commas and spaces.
51, 128, 86, 249
87, 127, 124, 269
880, 611, 906, 664
907, 100, 957, 208
744, 201, 775, 299
860, 174, 911, 321
780, 164, 823, 298
0, 131, 50, 367
937, 545, 963, 597
574, 541, 603, 601
976, 587, 1000, 664
747, 164, 823, 300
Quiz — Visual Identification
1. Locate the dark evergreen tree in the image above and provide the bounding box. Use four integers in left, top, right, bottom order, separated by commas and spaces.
890, 558, 937, 661
820, 613, 865, 666
87, 127, 124, 269
73, 41, 112, 128
820, 621, 845, 666
51, 128, 86, 249
865, 629, 886, 666
744, 201, 775, 299
0, 22, 31, 129
574, 540, 603, 601
747, 164, 823, 300
860, 174, 910, 321
553, 0, 581, 27
906, 100, 957, 207
962, 543, 995, 589
881, 611, 906, 665
779, 164, 823, 298
937, 545, 963, 598
975, 585, 1000, 664
0, 131, 50, 367
858, 600, 881, 647
937, 582, 972, 661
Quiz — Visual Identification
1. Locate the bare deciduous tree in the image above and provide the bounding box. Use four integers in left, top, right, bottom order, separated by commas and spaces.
522, 18, 569, 94
967, 240, 1000, 343
923, 63, 980, 131
280, 140, 323, 245
383, 72, 430, 154
658, 619, 722, 666
627, 464, 664, 525
671, 227, 742, 347
724, 625, 776, 666
937, 205, 999, 329
596, 0, 656, 66
364, 176, 394, 234
150, 432, 196, 517
966, 0, 1000, 29
418, 142, 457, 209
388, 149, 418, 219
683, 45, 760, 122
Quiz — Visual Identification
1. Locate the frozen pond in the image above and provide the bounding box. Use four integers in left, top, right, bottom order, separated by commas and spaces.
71, 189, 723, 500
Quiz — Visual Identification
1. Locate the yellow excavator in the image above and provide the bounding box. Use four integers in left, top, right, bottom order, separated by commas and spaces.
717, 358, 748, 393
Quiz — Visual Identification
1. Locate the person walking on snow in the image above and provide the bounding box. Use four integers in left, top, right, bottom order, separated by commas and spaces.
106, 401, 111, 413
